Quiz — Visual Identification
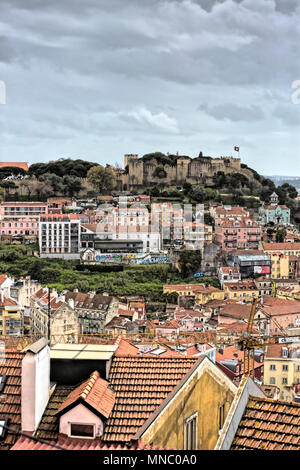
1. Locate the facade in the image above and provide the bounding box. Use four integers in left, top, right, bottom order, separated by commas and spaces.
64, 290, 119, 335
39, 213, 81, 259
263, 343, 300, 402
0, 201, 48, 238
10, 276, 41, 308
262, 242, 300, 279
227, 251, 271, 278
212, 206, 250, 226
259, 192, 290, 226
0, 293, 23, 335
254, 276, 273, 297
30, 288, 78, 343
215, 216, 262, 251
223, 280, 258, 302
258, 296, 300, 334
218, 266, 241, 288
163, 284, 225, 305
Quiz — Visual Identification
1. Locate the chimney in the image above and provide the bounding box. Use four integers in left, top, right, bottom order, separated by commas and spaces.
21, 338, 50, 434
68, 298, 75, 309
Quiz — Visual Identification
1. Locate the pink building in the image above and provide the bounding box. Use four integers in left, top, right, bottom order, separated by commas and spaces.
214, 216, 262, 251
0, 201, 48, 237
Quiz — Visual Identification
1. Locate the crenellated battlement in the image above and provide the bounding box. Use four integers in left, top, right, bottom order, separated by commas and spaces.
119, 153, 241, 189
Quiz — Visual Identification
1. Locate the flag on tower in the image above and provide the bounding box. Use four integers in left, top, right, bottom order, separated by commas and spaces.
234, 146, 239, 152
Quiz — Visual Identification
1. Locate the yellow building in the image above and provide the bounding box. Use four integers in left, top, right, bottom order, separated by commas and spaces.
264, 343, 300, 402
0, 295, 23, 336
136, 356, 237, 450
163, 284, 224, 305
275, 286, 300, 301
223, 281, 258, 302
262, 242, 300, 279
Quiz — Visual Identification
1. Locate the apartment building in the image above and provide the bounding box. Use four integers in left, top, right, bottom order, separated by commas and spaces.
218, 266, 241, 288
215, 216, 262, 251
264, 343, 300, 402
223, 280, 259, 302
10, 276, 41, 308
30, 288, 78, 343
262, 242, 300, 279
39, 213, 81, 259
211, 205, 250, 226
163, 284, 224, 305
0, 293, 23, 336
0, 201, 48, 238
63, 290, 119, 335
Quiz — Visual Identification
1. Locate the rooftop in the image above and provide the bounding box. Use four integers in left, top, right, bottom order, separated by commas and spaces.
231, 396, 300, 450
102, 355, 198, 443
0, 350, 25, 450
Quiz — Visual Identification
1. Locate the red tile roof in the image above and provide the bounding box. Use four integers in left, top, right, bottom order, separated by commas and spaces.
11, 435, 172, 450
231, 397, 300, 450
102, 356, 198, 443
0, 350, 25, 450
0, 162, 29, 171
263, 242, 300, 251
56, 371, 115, 419
0, 296, 19, 308
219, 303, 252, 320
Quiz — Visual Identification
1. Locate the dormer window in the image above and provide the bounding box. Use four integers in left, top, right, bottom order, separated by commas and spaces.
70, 423, 95, 438
55, 371, 115, 440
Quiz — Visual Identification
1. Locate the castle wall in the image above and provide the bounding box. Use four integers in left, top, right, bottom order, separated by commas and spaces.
119, 155, 241, 189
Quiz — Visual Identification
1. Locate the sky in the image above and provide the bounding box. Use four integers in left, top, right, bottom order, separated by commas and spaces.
0, 0, 299, 176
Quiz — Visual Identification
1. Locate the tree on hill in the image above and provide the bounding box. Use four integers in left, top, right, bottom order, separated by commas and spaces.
178, 249, 202, 278
29, 158, 98, 179
87, 165, 116, 194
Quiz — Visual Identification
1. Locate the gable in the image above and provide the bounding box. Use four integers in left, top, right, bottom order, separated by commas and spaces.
137, 357, 237, 450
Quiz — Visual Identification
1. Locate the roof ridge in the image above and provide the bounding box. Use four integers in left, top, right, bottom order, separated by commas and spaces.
80, 370, 100, 399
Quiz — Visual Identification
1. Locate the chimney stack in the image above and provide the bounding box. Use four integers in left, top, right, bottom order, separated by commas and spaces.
21, 338, 50, 434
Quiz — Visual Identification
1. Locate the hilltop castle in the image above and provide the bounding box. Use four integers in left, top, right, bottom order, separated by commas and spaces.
116, 152, 241, 190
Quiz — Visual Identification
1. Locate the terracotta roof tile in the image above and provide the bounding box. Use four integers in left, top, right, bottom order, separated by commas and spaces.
0, 350, 25, 450
56, 371, 115, 419
102, 356, 197, 443
11, 435, 173, 450
231, 397, 300, 450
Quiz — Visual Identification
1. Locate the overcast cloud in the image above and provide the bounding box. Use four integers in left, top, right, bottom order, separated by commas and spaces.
0, 0, 299, 175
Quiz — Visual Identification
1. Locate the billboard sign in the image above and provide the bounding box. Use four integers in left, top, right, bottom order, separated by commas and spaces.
254, 265, 271, 274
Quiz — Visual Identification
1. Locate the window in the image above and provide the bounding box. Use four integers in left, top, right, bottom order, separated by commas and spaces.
0, 418, 9, 440
0, 374, 7, 393
70, 423, 94, 438
270, 364, 276, 371
219, 404, 225, 430
282, 377, 288, 385
282, 365, 288, 371
270, 377, 276, 384
184, 413, 197, 450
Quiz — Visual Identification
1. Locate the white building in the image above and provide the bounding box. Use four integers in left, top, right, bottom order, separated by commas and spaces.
39, 214, 81, 259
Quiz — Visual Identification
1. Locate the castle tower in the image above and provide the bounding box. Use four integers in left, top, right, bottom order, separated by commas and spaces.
124, 154, 138, 168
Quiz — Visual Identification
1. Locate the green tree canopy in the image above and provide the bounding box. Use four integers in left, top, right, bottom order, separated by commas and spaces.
87, 165, 116, 194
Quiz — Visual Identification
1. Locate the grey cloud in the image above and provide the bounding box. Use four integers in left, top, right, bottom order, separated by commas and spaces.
199, 103, 264, 122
